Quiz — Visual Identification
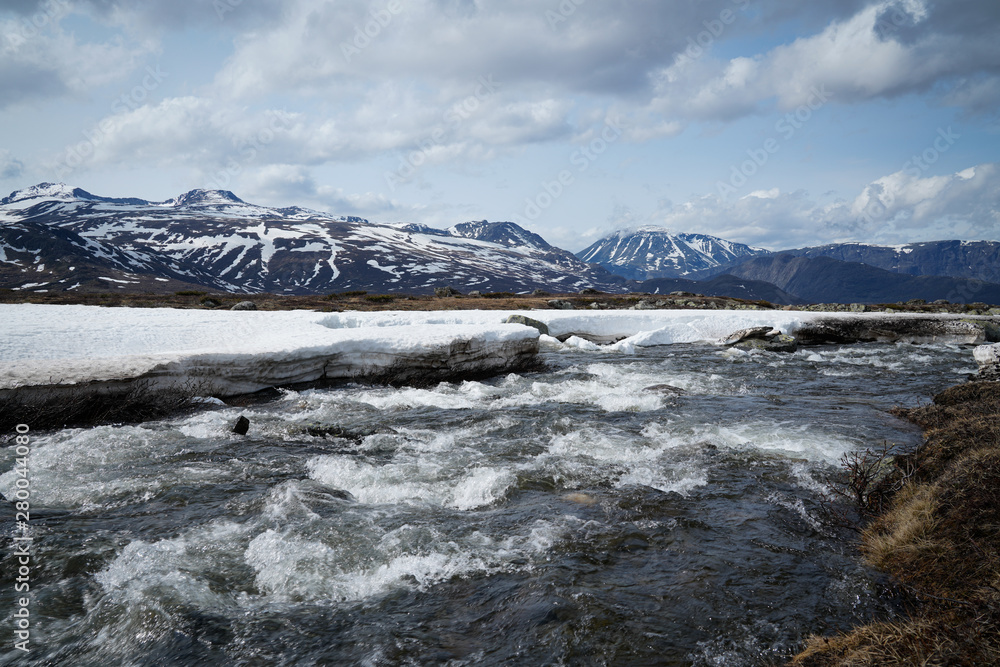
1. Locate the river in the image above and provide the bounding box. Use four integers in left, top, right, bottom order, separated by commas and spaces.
0, 340, 976, 665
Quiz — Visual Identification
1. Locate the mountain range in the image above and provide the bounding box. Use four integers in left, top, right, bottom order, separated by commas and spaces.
2, 183, 998, 305
0, 183, 624, 295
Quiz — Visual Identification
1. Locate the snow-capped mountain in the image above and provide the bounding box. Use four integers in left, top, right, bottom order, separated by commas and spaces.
0, 183, 623, 295
783, 241, 1000, 284
577, 227, 767, 280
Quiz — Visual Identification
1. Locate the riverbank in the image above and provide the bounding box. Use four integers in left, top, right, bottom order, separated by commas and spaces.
2, 304, 998, 432
792, 379, 1000, 665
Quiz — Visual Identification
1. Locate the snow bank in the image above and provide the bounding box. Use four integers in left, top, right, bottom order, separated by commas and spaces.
1, 305, 992, 394
0, 305, 539, 394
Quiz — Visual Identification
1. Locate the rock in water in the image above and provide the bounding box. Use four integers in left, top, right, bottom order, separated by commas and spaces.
734, 334, 799, 353
232, 415, 250, 435
231, 301, 257, 311
974, 343, 1000, 379
504, 314, 550, 336
642, 384, 685, 396
720, 326, 777, 345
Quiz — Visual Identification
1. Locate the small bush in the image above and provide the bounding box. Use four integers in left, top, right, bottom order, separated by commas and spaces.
482, 292, 516, 299
364, 294, 395, 302
175, 290, 207, 296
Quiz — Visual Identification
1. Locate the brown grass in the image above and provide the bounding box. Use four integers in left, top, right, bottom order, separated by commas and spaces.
792, 381, 1000, 666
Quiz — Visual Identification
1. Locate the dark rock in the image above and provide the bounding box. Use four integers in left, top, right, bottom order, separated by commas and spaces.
734, 334, 798, 353
304, 423, 385, 442
434, 286, 462, 297
230, 301, 257, 311
720, 326, 776, 345
504, 314, 549, 336
547, 299, 575, 310
642, 384, 685, 395
232, 415, 250, 435
579, 288, 601, 295
200, 297, 222, 308
796, 316, 988, 345
532, 289, 550, 296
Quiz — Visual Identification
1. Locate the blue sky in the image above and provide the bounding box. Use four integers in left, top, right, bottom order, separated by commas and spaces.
1, 0, 998, 252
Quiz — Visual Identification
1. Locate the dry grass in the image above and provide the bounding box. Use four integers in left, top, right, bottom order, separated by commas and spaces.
791, 381, 1000, 666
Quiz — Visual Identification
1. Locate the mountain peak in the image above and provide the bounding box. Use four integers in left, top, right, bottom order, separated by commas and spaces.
578, 228, 766, 280
167, 189, 245, 207
1, 182, 80, 205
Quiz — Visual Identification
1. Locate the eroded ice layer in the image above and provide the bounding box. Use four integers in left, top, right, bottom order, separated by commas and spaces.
1, 304, 992, 393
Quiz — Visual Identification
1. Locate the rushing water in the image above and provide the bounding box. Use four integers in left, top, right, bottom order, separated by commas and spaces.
0, 341, 978, 666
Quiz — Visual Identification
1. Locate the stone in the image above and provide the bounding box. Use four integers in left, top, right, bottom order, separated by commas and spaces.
232, 415, 250, 435
848, 303, 867, 313
434, 286, 461, 297
962, 319, 1000, 342
230, 301, 257, 311
721, 326, 777, 346
579, 288, 601, 295
504, 314, 549, 336
734, 334, 798, 353
532, 289, 550, 296
642, 384, 685, 396
974, 343, 1000, 378
635, 299, 657, 310
468, 291, 482, 297
670, 291, 694, 297
547, 299, 575, 310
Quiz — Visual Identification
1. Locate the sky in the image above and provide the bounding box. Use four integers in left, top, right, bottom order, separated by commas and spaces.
1, 0, 999, 252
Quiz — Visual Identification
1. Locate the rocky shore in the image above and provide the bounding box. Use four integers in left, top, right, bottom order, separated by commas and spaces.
792, 353, 1000, 665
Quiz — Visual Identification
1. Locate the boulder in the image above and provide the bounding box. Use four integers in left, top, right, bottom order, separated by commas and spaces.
547, 299, 575, 310
974, 343, 1000, 379
642, 384, 685, 396
230, 301, 257, 311
532, 289, 550, 296
720, 326, 777, 345
504, 314, 549, 336
734, 334, 798, 353
434, 286, 462, 297
468, 291, 482, 297
232, 415, 250, 435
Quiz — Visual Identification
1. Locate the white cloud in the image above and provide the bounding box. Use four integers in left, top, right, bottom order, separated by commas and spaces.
631, 163, 1000, 249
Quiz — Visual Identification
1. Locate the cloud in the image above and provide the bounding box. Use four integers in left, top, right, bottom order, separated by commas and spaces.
0, 4, 156, 109
643, 0, 1000, 124
0, 150, 24, 179
626, 163, 1000, 249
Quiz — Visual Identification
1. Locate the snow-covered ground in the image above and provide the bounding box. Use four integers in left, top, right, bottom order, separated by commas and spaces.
0, 305, 991, 394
